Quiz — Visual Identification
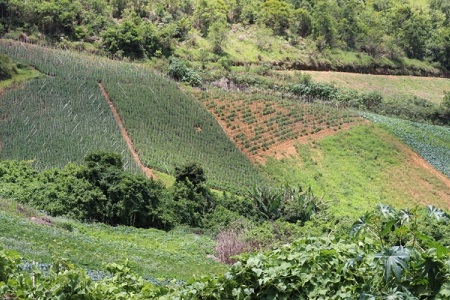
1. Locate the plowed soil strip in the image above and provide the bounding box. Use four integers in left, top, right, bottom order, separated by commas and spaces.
98, 83, 156, 179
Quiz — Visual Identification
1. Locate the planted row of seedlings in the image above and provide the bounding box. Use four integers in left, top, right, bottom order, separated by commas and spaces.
195, 88, 363, 156
0, 40, 267, 192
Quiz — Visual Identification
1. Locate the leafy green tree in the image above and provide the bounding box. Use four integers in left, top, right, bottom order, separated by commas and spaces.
101, 12, 159, 59
290, 8, 312, 38
427, 27, 450, 70
239, 0, 263, 25
311, 0, 337, 49
260, 0, 292, 36
194, 0, 228, 36
172, 163, 216, 227
175, 162, 206, 187
338, 0, 364, 50
398, 9, 431, 59
208, 20, 229, 54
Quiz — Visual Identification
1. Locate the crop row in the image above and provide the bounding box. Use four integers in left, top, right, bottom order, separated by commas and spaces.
0, 76, 138, 171
0, 40, 267, 192
195, 88, 363, 156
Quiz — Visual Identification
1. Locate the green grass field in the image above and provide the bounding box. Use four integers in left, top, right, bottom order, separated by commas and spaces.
301, 70, 450, 104
0, 197, 225, 280
262, 124, 450, 217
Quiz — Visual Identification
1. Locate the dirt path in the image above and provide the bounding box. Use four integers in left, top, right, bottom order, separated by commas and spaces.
98, 83, 156, 179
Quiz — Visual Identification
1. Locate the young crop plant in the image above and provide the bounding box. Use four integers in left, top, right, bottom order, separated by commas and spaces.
197, 88, 364, 161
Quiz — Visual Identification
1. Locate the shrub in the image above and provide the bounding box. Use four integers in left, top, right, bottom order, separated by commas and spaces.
215, 228, 248, 264
167, 57, 202, 86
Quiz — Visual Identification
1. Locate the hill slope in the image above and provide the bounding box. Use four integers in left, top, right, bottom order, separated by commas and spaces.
0, 197, 225, 280
262, 124, 450, 216
0, 40, 266, 192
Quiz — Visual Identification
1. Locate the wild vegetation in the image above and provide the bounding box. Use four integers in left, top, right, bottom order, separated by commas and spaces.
1, 1, 450, 297
1, 0, 450, 77
1, 203, 450, 299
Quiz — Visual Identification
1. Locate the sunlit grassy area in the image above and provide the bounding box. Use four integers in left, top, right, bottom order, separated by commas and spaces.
301, 70, 450, 104
262, 124, 450, 217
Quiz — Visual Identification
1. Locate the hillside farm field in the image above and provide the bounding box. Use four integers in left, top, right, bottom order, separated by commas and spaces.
194, 88, 364, 162
263, 124, 450, 216
0, 40, 266, 192
362, 112, 450, 178
301, 70, 450, 104
0, 197, 225, 280
0, 76, 140, 171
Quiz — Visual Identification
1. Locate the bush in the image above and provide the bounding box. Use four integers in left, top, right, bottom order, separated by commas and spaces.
0, 153, 176, 230
167, 57, 202, 86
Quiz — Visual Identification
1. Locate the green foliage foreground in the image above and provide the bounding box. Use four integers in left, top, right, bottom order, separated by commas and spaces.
1, 205, 450, 299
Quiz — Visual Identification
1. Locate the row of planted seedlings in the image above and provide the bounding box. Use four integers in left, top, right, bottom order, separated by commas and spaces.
101, 62, 269, 192
195, 88, 363, 156
0, 75, 139, 171
0, 40, 268, 192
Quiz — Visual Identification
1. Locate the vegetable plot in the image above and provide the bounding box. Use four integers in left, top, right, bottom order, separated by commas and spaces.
195, 88, 363, 159
0, 40, 266, 192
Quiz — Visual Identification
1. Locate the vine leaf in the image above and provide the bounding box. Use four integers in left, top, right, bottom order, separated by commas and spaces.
427, 205, 448, 222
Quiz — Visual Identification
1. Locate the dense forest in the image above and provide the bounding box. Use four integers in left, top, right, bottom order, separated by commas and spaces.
1, 0, 450, 72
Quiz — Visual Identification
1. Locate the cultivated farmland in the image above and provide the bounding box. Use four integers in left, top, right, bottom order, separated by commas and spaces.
0, 41, 266, 192
194, 87, 364, 162
301, 70, 450, 105
362, 112, 450, 178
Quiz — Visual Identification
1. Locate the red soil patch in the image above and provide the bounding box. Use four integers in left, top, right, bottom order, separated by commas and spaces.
98, 83, 156, 179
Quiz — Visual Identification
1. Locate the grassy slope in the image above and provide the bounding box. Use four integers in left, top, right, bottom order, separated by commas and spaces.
0, 197, 225, 280
262, 124, 450, 217
301, 70, 450, 104
362, 112, 450, 177
0, 64, 41, 90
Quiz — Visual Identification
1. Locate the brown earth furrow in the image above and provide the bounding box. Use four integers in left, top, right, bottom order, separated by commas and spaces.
98, 82, 156, 179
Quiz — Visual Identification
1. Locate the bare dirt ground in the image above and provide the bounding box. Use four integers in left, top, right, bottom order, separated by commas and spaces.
98, 83, 156, 179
